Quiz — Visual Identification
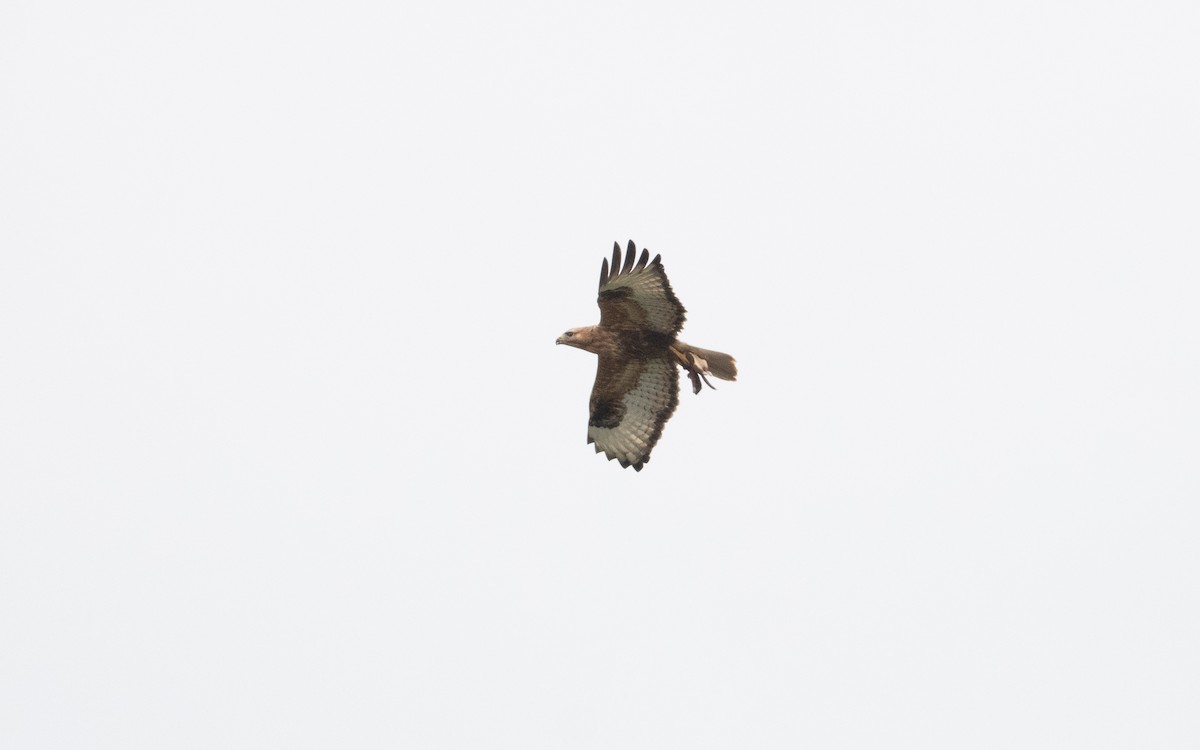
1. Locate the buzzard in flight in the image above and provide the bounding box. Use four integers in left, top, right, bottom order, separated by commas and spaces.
557, 241, 737, 471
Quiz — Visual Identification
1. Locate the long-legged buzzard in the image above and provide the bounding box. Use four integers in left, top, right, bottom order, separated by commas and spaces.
557, 241, 737, 471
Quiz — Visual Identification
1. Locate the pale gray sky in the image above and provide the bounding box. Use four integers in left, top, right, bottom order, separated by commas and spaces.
2, 1, 1198, 747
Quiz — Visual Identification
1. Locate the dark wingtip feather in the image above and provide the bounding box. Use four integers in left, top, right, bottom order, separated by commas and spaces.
632, 462, 644, 472
599, 257, 609, 289
650, 253, 662, 267
634, 248, 650, 271
611, 243, 621, 281
621, 241, 636, 274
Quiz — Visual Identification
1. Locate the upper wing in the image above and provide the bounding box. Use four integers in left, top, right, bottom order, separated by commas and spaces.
586, 354, 680, 471
597, 241, 687, 336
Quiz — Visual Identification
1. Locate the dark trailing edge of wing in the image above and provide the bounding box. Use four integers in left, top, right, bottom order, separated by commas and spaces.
585, 434, 648, 471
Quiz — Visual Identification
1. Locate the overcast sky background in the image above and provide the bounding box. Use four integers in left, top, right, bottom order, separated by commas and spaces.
2, 1, 1198, 747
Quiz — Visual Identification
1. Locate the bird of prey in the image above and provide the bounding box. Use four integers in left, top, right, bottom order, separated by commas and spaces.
556, 241, 737, 471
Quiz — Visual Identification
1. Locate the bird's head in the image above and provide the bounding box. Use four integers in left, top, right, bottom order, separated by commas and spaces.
556, 326, 593, 349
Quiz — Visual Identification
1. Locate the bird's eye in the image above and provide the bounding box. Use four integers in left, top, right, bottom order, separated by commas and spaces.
565, 331, 574, 337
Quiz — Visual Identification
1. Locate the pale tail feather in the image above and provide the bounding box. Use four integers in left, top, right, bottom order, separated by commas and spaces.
674, 343, 737, 394
678, 343, 737, 381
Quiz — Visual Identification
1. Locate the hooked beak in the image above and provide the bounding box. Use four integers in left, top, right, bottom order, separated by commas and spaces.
555, 336, 565, 345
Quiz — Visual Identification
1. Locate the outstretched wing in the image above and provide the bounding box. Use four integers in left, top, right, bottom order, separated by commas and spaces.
598, 241, 687, 336
586, 354, 680, 471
